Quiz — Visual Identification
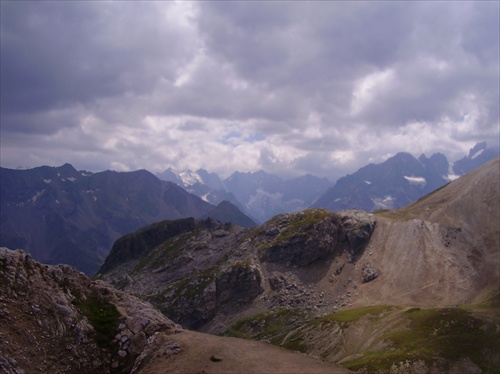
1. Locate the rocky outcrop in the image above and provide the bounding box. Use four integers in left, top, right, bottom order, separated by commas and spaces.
340, 210, 377, 256
99, 218, 208, 274
98, 209, 377, 332
258, 209, 375, 266
0, 247, 180, 374
216, 262, 264, 306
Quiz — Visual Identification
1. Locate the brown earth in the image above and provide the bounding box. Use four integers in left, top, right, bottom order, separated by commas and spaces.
139, 330, 349, 374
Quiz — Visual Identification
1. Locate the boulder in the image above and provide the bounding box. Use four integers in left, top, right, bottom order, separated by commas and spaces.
216, 262, 264, 305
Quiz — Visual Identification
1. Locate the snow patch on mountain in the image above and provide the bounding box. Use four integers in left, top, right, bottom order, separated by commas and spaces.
471, 148, 484, 159
31, 190, 45, 203
404, 176, 426, 186
179, 170, 203, 186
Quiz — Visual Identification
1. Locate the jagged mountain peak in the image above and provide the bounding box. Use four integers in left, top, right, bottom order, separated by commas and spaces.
468, 141, 488, 158
311, 143, 498, 215
453, 141, 499, 175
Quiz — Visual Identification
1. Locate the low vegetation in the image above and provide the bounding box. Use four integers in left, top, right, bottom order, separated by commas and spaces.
227, 308, 311, 349
73, 296, 121, 351
229, 303, 499, 373
133, 231, 197, 272
312, 305, 394, 325
341, 307, 499, 373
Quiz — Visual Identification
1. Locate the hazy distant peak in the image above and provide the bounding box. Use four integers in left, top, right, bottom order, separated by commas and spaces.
468, 141, 487, 158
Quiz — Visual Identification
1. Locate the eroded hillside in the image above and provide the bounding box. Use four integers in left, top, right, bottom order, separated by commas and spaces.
97, 157, 500, 372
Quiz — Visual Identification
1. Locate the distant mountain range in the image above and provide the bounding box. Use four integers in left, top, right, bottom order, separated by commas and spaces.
311, 141, 499, 212
157, 168, 331, 223
1, 142, 497, 274
0, 164, 255, 274
157, 142, 498, 220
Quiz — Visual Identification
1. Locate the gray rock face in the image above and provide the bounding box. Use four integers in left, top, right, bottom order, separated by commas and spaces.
99, 209, 377, 332
216, 263, 264, 305
0, 247, 180, 374
340, 210, 377, 256
259, 209, 376, 266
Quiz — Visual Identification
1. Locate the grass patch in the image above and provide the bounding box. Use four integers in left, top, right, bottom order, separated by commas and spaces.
313, 305, 393, 326
133, 231, 197, 272
342, 307, 500, 373
281, 336, 307, 353
273, 209, 332, 245
373, 209, 391, 215
227, 308, 310, 344
73, 296, 121, 351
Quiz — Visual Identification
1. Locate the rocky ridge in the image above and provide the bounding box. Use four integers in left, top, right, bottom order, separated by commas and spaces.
98, 209, 376, 331
0, 247, 348, 374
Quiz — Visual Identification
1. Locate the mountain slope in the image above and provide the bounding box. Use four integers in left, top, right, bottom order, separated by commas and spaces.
0, 165, 215, 274
158, 168, 331, 223
311, 143, 499, 213
98, 157, 499, 372
357, 156, 500, 306
311, 152, 450, 212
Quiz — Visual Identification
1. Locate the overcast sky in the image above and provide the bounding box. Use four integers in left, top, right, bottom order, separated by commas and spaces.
1, 1, 499, 180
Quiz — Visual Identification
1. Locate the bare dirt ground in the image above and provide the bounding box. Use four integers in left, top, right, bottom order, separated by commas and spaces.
140, 329, 350, 374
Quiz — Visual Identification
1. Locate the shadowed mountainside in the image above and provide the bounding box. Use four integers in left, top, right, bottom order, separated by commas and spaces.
311, 143, 499, 213
0, 165, 254, 275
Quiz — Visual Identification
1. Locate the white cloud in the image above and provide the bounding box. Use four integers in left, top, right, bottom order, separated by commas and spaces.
1, 1, 498, 181
351, 69, 395, 116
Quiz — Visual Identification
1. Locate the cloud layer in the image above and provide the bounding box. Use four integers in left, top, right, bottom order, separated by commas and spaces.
1, 1, 498, 180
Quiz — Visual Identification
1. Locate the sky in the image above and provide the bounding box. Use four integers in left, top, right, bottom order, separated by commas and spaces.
1, 1, 499, 181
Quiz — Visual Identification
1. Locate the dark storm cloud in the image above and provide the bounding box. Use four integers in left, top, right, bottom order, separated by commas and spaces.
197, 1, 498, 130
0, 1, 498, 177
1, 1, 193, 131
197, 2, 413, 101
